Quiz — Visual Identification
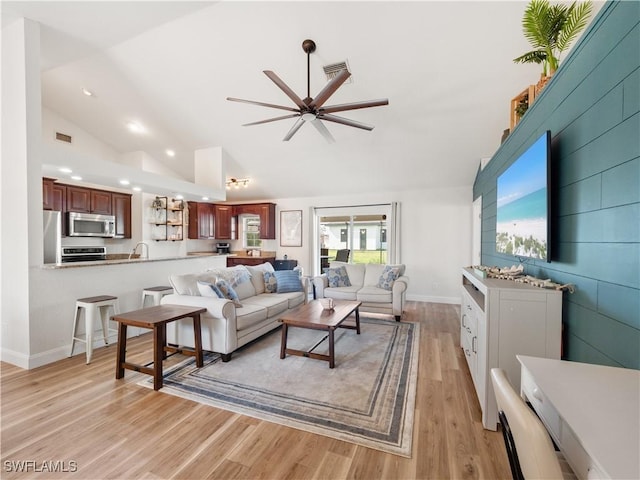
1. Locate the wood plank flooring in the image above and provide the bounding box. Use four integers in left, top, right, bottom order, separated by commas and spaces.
0, 301, 511, 479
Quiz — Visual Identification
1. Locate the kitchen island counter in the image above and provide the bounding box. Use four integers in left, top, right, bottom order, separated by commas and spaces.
41, 252, 231, 269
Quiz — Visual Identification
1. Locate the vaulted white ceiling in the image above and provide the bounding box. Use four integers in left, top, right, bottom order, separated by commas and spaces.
3, 1, 598, 201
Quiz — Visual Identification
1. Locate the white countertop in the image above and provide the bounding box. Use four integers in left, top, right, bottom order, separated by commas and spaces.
41, 252, 233, 269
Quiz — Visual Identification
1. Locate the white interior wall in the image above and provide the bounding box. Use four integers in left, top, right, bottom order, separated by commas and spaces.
272, 187, 472, 304
1, 18, 41, 365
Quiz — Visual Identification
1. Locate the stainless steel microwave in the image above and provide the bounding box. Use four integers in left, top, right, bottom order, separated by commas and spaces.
67, 212, 115, 237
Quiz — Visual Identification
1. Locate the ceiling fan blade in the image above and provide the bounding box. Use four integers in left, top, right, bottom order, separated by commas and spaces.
319, 98, 389, 114
311, 119, 335, 144
242, 114, 300, 126
319, 114, 374, 131
283, 117, 306, 141
308, 69, 351, 110
227, 97, 299, 113
263, 71, 307, 109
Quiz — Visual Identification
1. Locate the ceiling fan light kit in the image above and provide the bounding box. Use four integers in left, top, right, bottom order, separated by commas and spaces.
227, 39, 388, 142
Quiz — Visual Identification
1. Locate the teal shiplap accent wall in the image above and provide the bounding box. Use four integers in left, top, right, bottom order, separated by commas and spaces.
474, 1, 639, 369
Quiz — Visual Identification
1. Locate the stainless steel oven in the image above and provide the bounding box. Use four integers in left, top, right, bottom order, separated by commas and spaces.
67, 212, 115, 237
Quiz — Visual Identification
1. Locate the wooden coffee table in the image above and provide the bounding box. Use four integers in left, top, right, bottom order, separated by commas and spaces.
113, 305, 206, 390
279, 300, 361, 368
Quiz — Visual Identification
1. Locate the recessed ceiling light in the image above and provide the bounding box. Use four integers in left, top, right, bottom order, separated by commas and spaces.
132, 186, 142, 192
202, 196, 209, 201
82, 88, 94, 97
58, 167, 72, 173
175, 194, 184, 200
126, 121, 145, 133
166, 149, 175, 157
119, 179, 130, 185
71, 175, 82, 181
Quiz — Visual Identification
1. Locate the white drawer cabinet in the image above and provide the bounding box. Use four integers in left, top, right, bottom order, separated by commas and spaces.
460, 268, 562, 430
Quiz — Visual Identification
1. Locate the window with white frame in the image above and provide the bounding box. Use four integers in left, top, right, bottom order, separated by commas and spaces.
243, 215, 262, 248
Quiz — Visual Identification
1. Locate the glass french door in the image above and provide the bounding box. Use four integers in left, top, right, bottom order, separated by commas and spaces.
313, 203, 399, 274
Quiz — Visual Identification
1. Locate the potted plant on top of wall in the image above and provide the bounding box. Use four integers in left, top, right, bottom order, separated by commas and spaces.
513, 0, 593, 90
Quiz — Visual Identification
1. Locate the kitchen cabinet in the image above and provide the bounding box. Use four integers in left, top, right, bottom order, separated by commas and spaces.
214, 205, 233, 239
227, 256, 275, 268
43, 178, 66, 211
66, 186, 92, 213
112, 193, 132, 238
66, 185, 112, 214
233, 203, 276, 239
188, 202, 215, 239
90, 190, 112, 215
460, 268, 562, 431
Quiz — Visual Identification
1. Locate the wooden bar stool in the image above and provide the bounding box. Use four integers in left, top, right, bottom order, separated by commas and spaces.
141, 286, 174, 308
70, 295, 119, 364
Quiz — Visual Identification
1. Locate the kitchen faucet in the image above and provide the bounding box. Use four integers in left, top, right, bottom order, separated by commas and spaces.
129, 241, 149, 260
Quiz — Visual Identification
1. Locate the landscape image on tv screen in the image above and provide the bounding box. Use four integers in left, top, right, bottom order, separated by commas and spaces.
496, 132, 549, 260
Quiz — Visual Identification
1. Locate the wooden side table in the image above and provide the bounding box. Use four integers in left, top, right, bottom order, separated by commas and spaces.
113, 305, 206, 390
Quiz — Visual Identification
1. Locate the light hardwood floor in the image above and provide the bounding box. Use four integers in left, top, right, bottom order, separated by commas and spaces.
1, 301, 511, 479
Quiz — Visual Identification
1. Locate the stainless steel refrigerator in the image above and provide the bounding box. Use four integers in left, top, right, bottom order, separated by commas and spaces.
43, 210, 62, 264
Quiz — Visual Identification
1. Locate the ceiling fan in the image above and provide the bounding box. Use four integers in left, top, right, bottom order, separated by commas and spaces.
227, 39, 389, 143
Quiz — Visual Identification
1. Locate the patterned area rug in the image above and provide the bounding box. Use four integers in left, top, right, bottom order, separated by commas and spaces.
141, 317, 419, 457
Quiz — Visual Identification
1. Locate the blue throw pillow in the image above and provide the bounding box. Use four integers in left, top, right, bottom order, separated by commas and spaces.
274, 270, 303, 293
215, 278, 242, 306
377, 265, 401, 290
326, 266, 351, 288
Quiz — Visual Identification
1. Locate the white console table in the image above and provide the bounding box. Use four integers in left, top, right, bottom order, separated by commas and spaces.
518, 355, 640, 480
460, 268, 562, 430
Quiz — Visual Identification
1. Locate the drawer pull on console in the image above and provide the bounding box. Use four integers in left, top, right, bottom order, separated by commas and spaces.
532, 387, 543, 402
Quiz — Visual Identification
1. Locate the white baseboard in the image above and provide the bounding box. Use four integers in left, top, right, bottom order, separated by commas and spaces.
0, 348, 30, 369
406, 294, 460, 305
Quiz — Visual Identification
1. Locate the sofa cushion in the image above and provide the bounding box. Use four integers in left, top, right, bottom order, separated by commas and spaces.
274, 270, 303, 293
233, 279, 257, 300
170, 272, 218, 296
357, 285, 393, 303
235, 304, 268, 331
330, 262, 366, 287
363, 263, 406, 287
324, 285, 360, 300
246, 262, 274, 294
197, 280, 224, 298
242, 294, 289, 318
376, 265, 401, 290
326, 266, 351, 287
206, 265, 251, 287
277, 291, 306, 309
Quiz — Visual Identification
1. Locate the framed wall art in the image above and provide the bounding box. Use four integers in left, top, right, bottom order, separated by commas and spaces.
280, 210, 302, 247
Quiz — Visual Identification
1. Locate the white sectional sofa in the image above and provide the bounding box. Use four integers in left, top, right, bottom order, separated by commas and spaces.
313, 261, 408, 321
162, 263, 309, 361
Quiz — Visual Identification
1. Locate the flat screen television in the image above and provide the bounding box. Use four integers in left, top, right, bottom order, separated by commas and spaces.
496, 130, 551, 262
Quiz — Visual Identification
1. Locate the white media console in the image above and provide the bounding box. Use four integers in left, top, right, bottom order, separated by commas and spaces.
460, 267, 562, 430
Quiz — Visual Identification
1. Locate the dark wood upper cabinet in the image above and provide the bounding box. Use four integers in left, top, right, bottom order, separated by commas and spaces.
66, 186, 91, 213
90, 190, 112, 215
112, 193, 132, 238
188, 202, 215, 239
43, 178, 54, 210
51, 184, 66, 212
42, 179, 130, 237
214, 205, 233, 239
